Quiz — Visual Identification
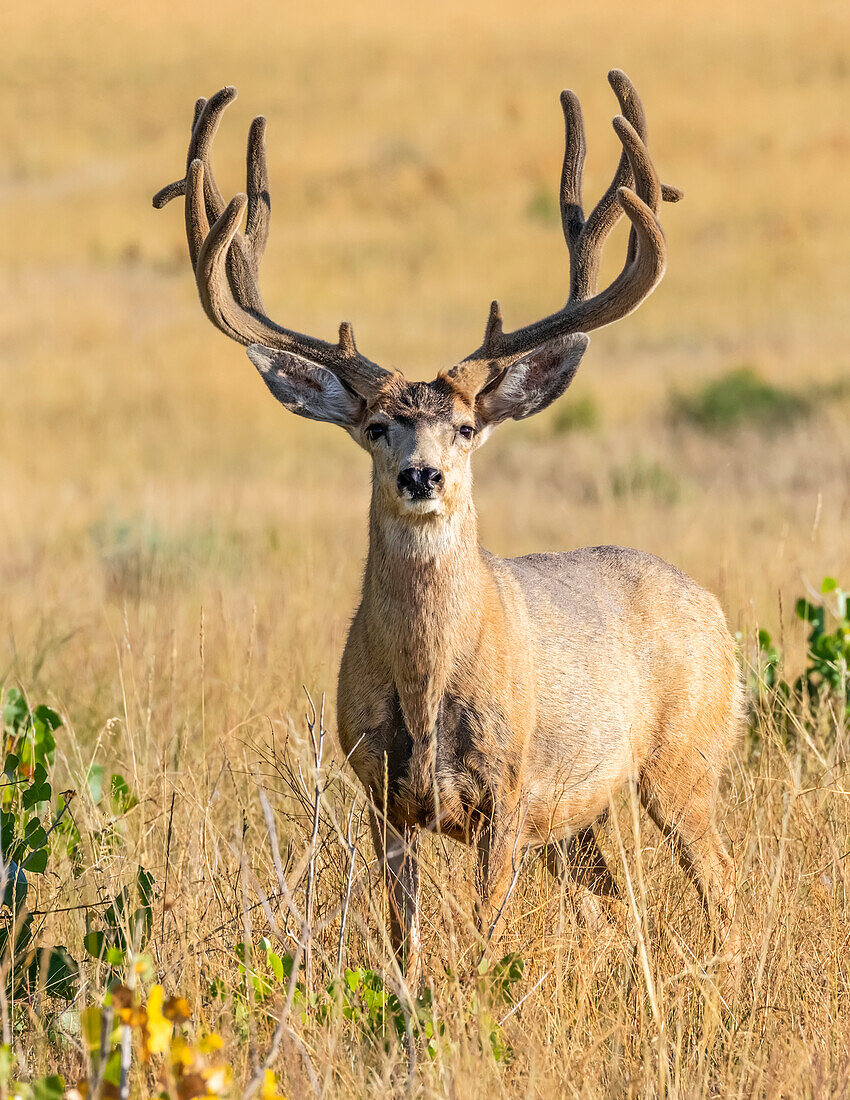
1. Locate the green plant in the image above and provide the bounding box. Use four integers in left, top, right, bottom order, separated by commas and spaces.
83, 866, 156, 969
319, 954, 522, 1062
794, 578, 849, 716
472, 952, 524, 1062
0, 689, 79, 1002
0, 1045, 64, 1100
755, 577, 849, 731
322, 965, 417, 1049
215, 938, 524, 1064
0, 687, 148, 1014
672, 367, 809, 434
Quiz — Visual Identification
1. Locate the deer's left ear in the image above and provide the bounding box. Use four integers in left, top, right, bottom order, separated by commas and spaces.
475, 333, 590, 428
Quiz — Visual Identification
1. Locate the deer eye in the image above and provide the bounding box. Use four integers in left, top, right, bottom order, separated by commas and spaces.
457, 425, 476, 441
365, 423, 388, 443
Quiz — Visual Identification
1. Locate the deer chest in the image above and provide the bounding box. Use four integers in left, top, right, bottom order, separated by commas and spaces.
362, 690, 519, 842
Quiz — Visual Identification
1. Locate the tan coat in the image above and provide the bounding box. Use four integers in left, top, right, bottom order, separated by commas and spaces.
155, 70, 738, 978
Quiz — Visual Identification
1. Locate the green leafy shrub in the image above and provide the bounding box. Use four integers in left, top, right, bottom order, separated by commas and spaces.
755, 577, 849, 740
0, 687, 148, 1014
321, 952, 523, 1062
794, 578, 849, 716
1, 689, 79, 1002
672, 367, 809, 433
83, 866, 155, 968
214, 937, 524, 1063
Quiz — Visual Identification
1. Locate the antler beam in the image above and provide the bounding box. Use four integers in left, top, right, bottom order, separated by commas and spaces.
457, 70, 682, 378
153, 88, 390, 398
154, 74, 679, 395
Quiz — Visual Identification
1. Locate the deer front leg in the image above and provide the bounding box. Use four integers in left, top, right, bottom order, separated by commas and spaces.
474, 813, 525, 958
369, 810, 421, 979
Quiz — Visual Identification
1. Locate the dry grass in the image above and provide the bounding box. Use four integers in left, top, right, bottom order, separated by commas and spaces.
1, 0, 850, 1094
21, 667, 850, 1097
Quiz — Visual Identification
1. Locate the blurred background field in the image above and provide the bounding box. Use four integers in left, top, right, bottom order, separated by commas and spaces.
1, 1, 850, 1094
2, 0, 849, 721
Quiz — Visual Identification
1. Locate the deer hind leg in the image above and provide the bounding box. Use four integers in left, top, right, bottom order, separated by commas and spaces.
368, 810, 421, 979
639, 749, 736, 954
544, 827, 621, 931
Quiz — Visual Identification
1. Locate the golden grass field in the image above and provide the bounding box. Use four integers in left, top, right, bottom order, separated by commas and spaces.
1, 0, 850, 1095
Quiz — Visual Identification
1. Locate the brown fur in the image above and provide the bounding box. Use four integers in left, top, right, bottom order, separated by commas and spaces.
336, 381, 742, 977
156, 74, 736, 979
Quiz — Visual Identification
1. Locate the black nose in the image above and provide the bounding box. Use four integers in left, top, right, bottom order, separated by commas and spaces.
397, 466, 443, 499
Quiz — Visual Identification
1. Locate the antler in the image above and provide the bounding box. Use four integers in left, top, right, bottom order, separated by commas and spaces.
153, 88, 390, 398
453, 70, 682, 384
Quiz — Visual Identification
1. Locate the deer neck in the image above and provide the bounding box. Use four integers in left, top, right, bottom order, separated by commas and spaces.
363, 486, 485, 741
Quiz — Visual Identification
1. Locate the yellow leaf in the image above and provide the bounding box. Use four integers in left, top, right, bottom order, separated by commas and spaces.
170, 1036, 196, 1069
197, 1033, 224, 1055
260, 1069, 286, 1100
143, 985, 172, 1059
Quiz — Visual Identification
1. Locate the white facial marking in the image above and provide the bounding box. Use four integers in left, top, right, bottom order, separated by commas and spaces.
399, 497, 443, 516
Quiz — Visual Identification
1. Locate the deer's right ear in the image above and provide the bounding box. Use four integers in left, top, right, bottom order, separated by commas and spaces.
247, 345, 364, 428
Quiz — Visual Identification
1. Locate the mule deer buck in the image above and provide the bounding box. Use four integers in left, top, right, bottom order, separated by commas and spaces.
155, 71, 740, 976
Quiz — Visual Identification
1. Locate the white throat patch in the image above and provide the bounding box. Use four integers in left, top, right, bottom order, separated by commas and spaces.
380, 510, 461, 561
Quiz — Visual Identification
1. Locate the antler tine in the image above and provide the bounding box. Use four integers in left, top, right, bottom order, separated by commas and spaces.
590, 114, 664, 286
559, 89, 587, 276
153, 88, 269, 315
564, 69, 676, 300
613, 116, 661, 217
178, 158, 389, 393
245, 116, 271, 253
220, 112, 270, 314
456, 71, 679, 379
572, 70, 644, 298
191, 97, 206, 133
153, 87, 236, 216
184, 159, 211, 296
155, 90, 390, 397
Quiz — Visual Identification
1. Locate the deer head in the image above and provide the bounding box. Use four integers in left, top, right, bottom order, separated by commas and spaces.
154, 73, 680, 522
